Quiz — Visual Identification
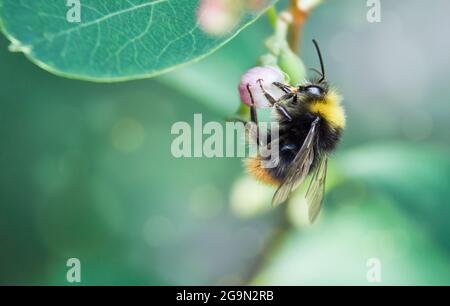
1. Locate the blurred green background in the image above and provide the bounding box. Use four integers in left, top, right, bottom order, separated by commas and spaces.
1, 0, 450, 285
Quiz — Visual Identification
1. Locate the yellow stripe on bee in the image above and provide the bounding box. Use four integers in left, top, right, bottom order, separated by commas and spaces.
308, 90, 346, 129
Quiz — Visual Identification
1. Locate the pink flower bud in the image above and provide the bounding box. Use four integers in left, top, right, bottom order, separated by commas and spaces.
197, 0, 238, 36
238, 66, 286, 108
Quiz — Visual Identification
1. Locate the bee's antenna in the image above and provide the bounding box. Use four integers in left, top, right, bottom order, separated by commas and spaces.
309, 68, 323, 78
312, 39, 326, 83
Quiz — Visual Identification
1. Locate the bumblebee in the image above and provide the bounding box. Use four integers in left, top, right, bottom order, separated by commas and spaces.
245, 40, 346, 222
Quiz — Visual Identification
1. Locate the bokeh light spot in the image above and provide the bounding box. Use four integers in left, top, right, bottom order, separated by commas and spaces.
230, 176, 274, 219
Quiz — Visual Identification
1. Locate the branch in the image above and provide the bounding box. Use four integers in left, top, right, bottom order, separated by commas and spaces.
243, 207, 291, 284
288, 0, 322, 53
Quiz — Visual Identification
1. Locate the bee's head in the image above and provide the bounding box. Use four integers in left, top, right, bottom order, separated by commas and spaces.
298, 81, 328, 98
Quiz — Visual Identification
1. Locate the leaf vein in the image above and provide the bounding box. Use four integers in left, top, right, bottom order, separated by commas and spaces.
47, 0, 167, 40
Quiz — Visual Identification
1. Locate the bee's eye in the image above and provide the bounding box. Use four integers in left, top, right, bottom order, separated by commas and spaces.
305, 86, 324, 96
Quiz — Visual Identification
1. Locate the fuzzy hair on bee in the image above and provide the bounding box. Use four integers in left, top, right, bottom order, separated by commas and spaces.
244, 40, 346, 223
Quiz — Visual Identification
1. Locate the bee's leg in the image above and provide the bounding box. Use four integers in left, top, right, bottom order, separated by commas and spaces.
275, 104, 292, 121
257, 79, 277, 105
246, 84, 260, 146
273, 82, 296, 94
225, 117, 246, 124
246, 84, 259, 125
258, 82, 294, 105
257, 80, 293, 121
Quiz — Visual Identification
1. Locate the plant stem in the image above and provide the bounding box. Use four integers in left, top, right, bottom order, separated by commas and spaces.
243, 206, 291, 284
288, 0, 309, 53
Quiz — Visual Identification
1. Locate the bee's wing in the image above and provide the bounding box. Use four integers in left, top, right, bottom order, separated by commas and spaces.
272, 117, 320, 207
305, 156, 328, 223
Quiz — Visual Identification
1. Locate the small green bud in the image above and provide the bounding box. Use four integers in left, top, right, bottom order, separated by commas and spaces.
259, 54, 278, 67
278, 47, 306, 86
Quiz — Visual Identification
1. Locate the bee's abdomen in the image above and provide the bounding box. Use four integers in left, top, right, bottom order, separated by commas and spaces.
245, 157, 281, 186
245, 143, 299, 185
245, 115, 343, 185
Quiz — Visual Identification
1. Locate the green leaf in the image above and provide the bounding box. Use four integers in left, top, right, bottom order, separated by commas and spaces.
156, 15, 276, 116
336, 143, 450, 251
0, 0, 277, 82
252, 143, 450, 285
254, 196, 450, 285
